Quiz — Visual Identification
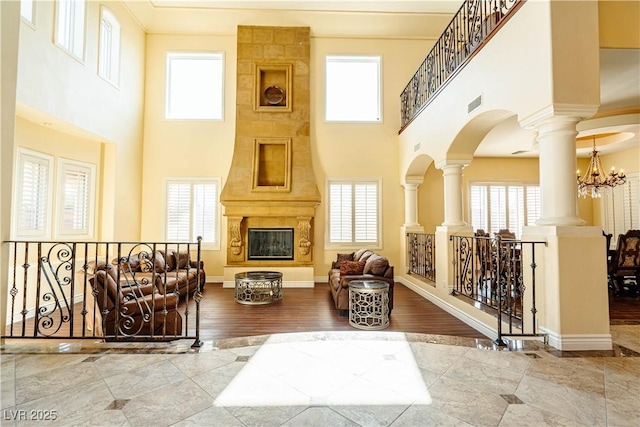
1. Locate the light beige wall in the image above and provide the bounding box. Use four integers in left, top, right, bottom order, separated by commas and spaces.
141, 34, 237, 276
1, 0, 20, 340
418, 153, 633, 231
16, 0, 146, 240
590, 145, 640, 227
599, 0, 640, 49
13, 117, 103, 238
141, 32, 431, 277
311, 36, 432, 274
399, 0, 556, 175
418, 157, 541, 232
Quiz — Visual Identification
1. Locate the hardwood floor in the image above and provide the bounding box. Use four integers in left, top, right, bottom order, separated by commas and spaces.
609, 291, 640, 322
192, 282, 640, 341
5, 281, 638, 341
193, 282, 489, 341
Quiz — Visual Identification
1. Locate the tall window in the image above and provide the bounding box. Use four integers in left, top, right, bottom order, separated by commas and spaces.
165, 52, 224, 120
327, 179, 381, 247
602, 174, 640, 247
99, 6, 120, 85
55, 0, 86, 59
325, 55, 382, 122
13, 149, 54, 239
57, 159, 96, 238
21, 0, 35, 25
470, 183, 541, 238
165, 179, 220, 248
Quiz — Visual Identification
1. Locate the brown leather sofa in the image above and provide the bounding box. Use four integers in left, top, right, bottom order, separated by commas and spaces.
116, 249, 205, 298
327, 249, 394, 315
90, 263, 183, 338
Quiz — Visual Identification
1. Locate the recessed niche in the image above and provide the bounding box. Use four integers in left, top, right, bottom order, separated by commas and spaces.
252, 138, 291, 191
254, 63, 292, 112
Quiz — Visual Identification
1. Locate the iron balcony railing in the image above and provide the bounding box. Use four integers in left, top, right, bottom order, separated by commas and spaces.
3, 238, 204, 348
399, 0, 524, 132
407, 233, 436, 282
450, 234, 546, 345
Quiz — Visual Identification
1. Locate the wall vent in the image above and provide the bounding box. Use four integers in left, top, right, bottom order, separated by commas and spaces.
468, 95, 482, 113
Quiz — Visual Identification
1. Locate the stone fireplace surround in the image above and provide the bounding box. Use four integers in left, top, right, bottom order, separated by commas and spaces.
220, 26, 320, 288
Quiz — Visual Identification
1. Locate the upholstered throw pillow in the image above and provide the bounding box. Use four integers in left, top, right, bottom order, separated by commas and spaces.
340, 260, 365, 276
333, 252, 355, 269
159, 250, 175, 272
367, 256, 389, 276
117, 254, 141, 272
353, 249, 369, 261
358, 250, 375, 263
337, 252, 355, 262
174, 251, 190, 269
151, 251, 166, 273
136, 253, 164, 273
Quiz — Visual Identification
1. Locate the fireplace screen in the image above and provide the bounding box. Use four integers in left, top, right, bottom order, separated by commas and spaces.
248, 228, 294, 260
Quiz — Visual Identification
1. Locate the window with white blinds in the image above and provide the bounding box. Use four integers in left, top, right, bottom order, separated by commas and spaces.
602, 173, 640, 248
470, 183, 540, 238
327, 179, 381, 247
58, 159, 95, 237
14, 149, 54, 239
166, 179, 220, 248
55, 0, 86, 60
98, 6, 120, 85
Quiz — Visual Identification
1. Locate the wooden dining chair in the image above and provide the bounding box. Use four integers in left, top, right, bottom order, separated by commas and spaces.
608, 230, 640, 295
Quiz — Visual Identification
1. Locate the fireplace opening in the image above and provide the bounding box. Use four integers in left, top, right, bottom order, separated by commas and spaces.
248, 228, 294, 260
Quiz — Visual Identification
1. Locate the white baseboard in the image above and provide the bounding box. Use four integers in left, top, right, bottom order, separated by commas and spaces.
540, 327, 613, 351
396, 276, 498, 341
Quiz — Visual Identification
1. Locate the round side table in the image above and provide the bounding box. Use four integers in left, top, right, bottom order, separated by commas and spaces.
348, 280, 390, 330
234, 271, 283, 305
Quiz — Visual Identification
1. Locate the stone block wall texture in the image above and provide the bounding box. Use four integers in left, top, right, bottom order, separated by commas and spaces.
221, 26, 320, 265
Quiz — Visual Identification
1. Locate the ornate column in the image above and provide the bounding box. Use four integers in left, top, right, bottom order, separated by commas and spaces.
436, 160, 469, 227
434, 159, 472, 290
401, 176, 424, 274
402, 177, 423, 228
521, 114, 609, 350
535, 116, 585, 226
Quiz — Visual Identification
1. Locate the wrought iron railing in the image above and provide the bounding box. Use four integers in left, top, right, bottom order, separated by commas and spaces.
407, 233, 436, 282
450, 234, 546, 345
3, 238, 204, 348
399, 0, 524, 131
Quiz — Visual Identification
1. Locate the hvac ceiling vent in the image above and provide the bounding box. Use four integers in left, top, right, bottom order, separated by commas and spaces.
468, 95, 482, 113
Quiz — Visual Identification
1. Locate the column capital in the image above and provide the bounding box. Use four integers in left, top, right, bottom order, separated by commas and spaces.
403, 175, 424, 187
434, 159, 471, 171
519, 104, 598, 129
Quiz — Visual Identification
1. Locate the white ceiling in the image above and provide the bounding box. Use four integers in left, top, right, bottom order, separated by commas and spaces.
111, 2, 640, 158
124, 0, 458, 38
149, 0, 462, 14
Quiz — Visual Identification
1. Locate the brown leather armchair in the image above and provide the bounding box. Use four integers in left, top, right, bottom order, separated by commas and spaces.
90, 264, 183, 339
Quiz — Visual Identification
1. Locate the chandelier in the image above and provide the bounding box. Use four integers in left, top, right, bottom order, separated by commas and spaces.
577, 136, 626, 198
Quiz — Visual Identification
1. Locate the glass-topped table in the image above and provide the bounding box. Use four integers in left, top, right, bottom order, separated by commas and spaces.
234, 271, 283, 305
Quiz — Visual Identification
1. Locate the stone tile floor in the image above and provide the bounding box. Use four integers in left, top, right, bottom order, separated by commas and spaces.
1, 325, 639, 426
